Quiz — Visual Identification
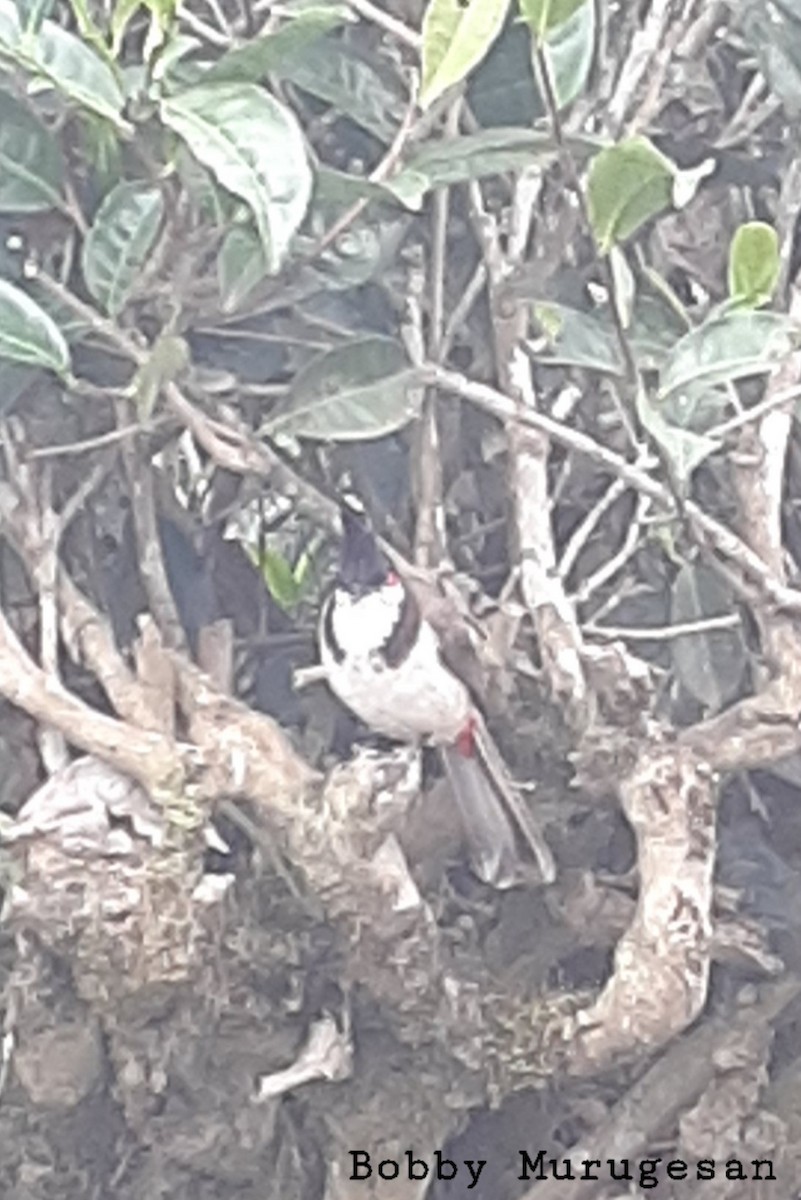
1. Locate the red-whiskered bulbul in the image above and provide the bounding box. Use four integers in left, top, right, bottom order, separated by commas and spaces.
318, 507, 555, 889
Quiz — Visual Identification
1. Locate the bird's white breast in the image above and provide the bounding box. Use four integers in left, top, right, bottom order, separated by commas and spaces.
320, 584, 472, 744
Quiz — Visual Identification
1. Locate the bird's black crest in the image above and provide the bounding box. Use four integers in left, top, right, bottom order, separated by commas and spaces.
338, 505, 390, 594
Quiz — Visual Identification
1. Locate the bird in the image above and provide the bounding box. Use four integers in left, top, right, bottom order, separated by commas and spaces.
318, 505, 555, 889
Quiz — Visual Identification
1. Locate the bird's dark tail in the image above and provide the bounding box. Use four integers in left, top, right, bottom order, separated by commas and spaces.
439, 717, 555, 888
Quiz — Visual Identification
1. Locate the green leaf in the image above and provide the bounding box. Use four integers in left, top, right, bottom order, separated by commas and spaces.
636, 383, 717, 486
586, 137, 675, 252
626, 294, 689, 371
145, 0, 177, 57
420, 0, 512, 110
82, 182, 164, 316
518, 0, 585, 40
161, 83, 312, 273
111, 0, 146, 55
545, 0, 594, 107
0, 279, 69, 373
265, 336, 419, 440
529, 302, 625, 374
0, 358, 40, 414
258, 549, 307, 611
670, 563, 747, 711
0, 0, 126, 126
728, 221, 780, 308
658, 381, 729, 435
110, 0, 176, 59
306, 224, 387, 287
468, 21, 539, 126
217, 225, 269, 313
313, 166, 388, 209
0, 91, 64, 212
26, 279, 92, 344
386, 126, 570, 209
16, 0, 55, 34
659, 310, 796, 400
147, 0, 176, 28
81, 111, 124, 190
523, 293, 685, 374
205, 6, 352, 84
278, 38, 405, 142
67, 0, 115, 67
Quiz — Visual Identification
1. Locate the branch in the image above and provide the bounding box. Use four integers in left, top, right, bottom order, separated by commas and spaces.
424, 362, 801, 614
466, 179, 589, 714
524, 976, 801, 1200
570, 739, 716, 1069
0, 605, 182, 791
117, 403, 187, 652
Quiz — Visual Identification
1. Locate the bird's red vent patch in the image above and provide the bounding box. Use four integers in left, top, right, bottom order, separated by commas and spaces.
456, 716, 477, 757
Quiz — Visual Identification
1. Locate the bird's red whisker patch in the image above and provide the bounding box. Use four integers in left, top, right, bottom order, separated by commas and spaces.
385, 571, 401, 586
456, 716, 477, 757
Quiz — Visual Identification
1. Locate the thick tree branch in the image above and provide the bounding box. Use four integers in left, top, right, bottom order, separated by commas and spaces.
0, 605, 182, 790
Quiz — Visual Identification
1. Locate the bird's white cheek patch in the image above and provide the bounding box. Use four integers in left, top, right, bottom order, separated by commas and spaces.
329, 586, 402, 656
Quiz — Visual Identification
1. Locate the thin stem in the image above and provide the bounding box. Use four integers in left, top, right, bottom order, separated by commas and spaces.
584, 614, 741, 641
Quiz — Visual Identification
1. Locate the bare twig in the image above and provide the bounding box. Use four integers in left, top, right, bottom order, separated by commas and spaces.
177, 2, 231, 46
584, 614, 741, 641
572, 492, 652, 607
411, 103, 459, 569
724, 289, 801, 647
558, 475, 633, 582
466, 172, 588, 711
421, 363, 666, 501
0, 441, 110, 772
439, 261, 486, 361
774, 157, 801, 303
115, 398, 186, 655
605, 0, 690, 135
0, 479, 162, 731
346, 0, 421, 48
621, 0, 702, 137
709, 382, 801, 439
716, 72, 780, 149
201, 0, 234, 38
29, 418, 167, 458
422, 361, 801, 614
33, 466, 68, 772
